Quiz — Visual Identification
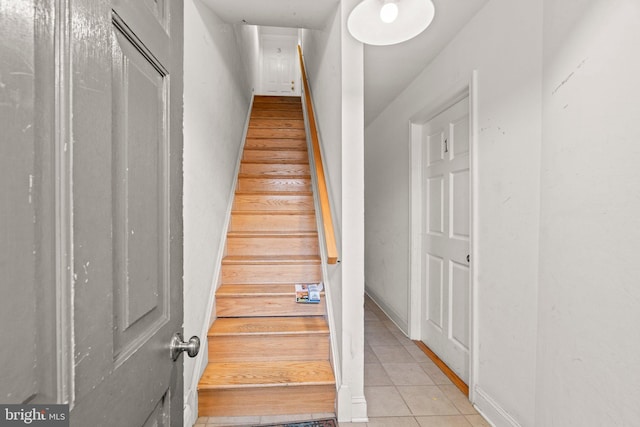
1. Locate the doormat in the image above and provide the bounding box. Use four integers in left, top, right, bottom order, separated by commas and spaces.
246, 419, 337, 427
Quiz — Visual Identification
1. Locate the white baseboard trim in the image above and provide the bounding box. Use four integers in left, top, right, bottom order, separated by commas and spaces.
364, 288, 408, 333
473, 386, 521, 427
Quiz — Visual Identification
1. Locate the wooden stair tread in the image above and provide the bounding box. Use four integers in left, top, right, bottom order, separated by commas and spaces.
235, 190, 312, 196
222, 255, 321, 265
217, 284, 324, 296
227, 231, 317, 237
208, 317, 328, 336
198, 360, 334, 389
231, 210, 315, 215
239, 173, 310, 179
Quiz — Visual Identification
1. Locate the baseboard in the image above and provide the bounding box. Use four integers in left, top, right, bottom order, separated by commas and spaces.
185, 94, 255, 427
364, 288, 408, 333
473, 386, 521, 427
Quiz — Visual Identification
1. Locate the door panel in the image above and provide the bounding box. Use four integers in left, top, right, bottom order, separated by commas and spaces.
421, 97, 470, 383
69, 1, 184, 426
111, 23, 170, 363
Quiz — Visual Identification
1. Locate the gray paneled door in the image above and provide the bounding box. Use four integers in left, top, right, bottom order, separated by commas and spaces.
0, 0, 185, 426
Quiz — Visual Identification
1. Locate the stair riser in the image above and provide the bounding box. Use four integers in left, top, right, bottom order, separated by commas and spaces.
198, 385, 335, 417
221, 264, 321, 284
251, 110, 304, 119
240, 163, 310, 176
229, 214, 317, 233
226, 236, 319, 257
233, 194, 314, 212
247, 128, 306, 139
208, 334, 330, 362
217, 296, 326, 317
250, 119, 305, 129
237, 177, 311, 193
244, 138, 307, 151
243, 149, 309, 163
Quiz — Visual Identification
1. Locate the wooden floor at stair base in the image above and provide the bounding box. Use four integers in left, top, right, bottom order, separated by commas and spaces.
198, 384, 335, 416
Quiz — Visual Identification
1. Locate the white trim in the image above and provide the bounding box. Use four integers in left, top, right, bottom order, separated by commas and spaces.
408, 70, 479, 401
55, 0, 74, 406
469, 69, 480, 403
474, 386, 521, 427
185, 95, 254, 427
365, 289, 408, 333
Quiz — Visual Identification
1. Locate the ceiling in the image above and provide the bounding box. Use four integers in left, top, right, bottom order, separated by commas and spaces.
202, 0, 488, 125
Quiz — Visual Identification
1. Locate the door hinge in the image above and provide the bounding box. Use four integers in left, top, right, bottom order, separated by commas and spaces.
444, 138, 449, 153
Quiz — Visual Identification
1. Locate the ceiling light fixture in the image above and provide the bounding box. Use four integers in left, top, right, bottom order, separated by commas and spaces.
379, 1, 399, 23
348, 0, 435, 46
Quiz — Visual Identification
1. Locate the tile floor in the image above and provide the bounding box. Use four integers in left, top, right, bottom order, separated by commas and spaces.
194, 296, 490, 427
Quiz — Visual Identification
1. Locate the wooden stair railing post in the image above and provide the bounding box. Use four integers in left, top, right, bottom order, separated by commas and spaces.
297, 45, 340, 265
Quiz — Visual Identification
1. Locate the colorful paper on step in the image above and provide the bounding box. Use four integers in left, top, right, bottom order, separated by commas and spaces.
295, 283, 323, 303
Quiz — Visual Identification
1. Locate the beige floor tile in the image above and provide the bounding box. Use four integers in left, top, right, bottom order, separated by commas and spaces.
312, 412, 337, 419
397, 386, 460, 416
366, 330, 402, 346
196, 417, 209, 424
365, 344, 380, 364
365, 363, 394, 386
389, 330, 416, 347
364, 386, 412, 417
420, 363, 453, 385
437, 385, 476, 415
367, 416, 421, 426
205, 415, 261, 425
415, 415, 473, 427
370, 345, 415, 363
465, 415, 491, 426
383, 363, 435, 386
404, 344, 434, 363
338, 423, 367, 427
193, 424, 205, 427
259, 414, 312, 423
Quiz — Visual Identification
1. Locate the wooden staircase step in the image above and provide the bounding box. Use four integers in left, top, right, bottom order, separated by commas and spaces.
249, 118, 305, 129
198, 361, 335, 416
239, 162, 310, 176
208, 317, 330, 361
199, 360, 334, 389
209, 316, 329, 336
229, 212, 317, 233
251, 109, 304, 119
247, 128, 306, 139
221, 262, 321, 285
226, 233, 319, 257
221, 255, 321, 265
232, 194, 314, 211
237, 177, 311, 193
243, 149, 309, 162
254, 95, 302, 103
216, 284, 326, 317
244, 138, 307, 150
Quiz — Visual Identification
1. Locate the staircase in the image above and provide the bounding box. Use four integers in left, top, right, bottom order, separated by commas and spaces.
197, 95, 336, 417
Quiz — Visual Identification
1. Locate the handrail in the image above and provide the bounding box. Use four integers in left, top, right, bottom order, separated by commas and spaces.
297, 45, 339, 264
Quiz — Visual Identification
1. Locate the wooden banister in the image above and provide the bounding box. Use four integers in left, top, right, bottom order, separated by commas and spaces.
297, 45, 339, 264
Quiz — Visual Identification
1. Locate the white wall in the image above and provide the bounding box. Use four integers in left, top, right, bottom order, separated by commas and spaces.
301, 0, 367, 420
364, 0, 542, 425
183, 0, 253, 424
536, 0, 640, 425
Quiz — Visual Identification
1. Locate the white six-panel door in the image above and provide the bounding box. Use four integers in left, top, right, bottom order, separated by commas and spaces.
421, 97, 471, 383
260, 38, 299, 96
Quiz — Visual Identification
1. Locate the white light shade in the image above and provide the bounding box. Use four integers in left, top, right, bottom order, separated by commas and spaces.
380, 2, 399, 23
348, 0, 435, 46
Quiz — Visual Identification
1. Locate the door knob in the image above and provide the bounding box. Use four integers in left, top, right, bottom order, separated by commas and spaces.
170, 333, 200, 361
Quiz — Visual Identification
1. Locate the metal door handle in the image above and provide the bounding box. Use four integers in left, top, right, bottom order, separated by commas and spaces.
170, 333, 200, 361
